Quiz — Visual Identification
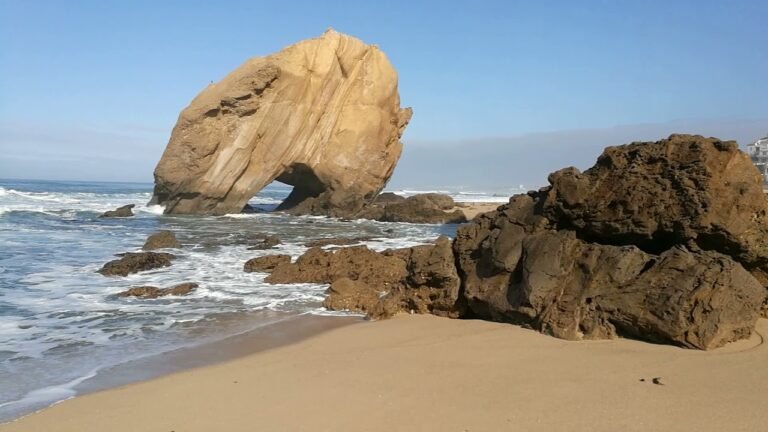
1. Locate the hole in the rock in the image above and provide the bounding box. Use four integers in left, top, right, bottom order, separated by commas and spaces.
274, 163, 327, 211
239, 164, 327, 214
242, 181, 292, 213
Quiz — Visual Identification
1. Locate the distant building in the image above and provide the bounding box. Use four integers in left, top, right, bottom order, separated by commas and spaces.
747, 135, 768, 186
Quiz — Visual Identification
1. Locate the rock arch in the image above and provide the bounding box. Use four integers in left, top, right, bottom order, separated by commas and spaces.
150, 30, 412, 216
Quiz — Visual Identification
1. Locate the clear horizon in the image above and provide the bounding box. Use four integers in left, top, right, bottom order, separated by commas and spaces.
1, 0, 766, 186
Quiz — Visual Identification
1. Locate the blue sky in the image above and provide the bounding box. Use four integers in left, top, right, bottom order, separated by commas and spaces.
1, 0, 766, 185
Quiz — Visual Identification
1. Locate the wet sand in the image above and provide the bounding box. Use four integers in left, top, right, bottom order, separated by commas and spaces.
3, 314, 766, 432
0, 313, 360, 424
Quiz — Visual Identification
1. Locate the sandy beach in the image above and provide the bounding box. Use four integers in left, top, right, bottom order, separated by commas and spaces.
456, 202, 502, 220
3, 314, 766, 432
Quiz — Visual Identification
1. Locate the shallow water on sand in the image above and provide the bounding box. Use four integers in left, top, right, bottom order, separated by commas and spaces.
0, 179, 491, 421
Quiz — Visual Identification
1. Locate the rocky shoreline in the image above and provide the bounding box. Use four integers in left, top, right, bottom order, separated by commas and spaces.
252, 134, 768, 350
97, 134, 768, 351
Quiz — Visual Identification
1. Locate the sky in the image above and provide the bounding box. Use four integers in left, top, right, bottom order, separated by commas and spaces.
0, 0, 766, 188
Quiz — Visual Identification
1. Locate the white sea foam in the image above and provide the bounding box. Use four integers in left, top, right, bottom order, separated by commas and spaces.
138, 204, 166, 215
0, 368, 98, 410
0, 179, 512, 420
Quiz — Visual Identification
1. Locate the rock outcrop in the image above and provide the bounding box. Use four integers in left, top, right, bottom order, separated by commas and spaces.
264, 237, 462, 319
151, 29, 411, 217
98, 252, 175, 277
100, 204, 135, 218
358, 193, 467, 224
118, 282, 198, 298
244, 254, 292, 273
373, 192, 406, 205
540, 134, 768, 277
255, 134, 766, 349
143, 230, 181, 250
454, 135, 768, 349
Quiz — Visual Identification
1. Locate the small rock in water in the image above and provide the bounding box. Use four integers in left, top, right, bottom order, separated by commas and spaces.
98, 252, 175, 276
241, 203, 260, 214
99, 204, 135, 218
143, 230, 181, 250
118, 282, 199, 298
244, 254, 291, 273
247, 235, 281, 250
652, 377, 666, 386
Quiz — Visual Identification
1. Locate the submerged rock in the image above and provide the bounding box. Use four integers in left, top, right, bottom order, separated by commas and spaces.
100, 204, 135, 218
98, 252, 175, 277
142, 230, 181, 250
247, 235, 281, 250
304, 236, 375, 248
151, 29, 411, 217
118, 282, 198, 298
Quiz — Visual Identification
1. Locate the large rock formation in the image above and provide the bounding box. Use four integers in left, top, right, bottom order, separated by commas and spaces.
540, 134, 768, 279
151, 30, 412, 216
454, 135, 768, 349
257, 135, 767, 349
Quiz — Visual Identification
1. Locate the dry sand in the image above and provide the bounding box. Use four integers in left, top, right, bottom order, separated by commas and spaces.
3, 315, 767, 432
456, 202, 502, 220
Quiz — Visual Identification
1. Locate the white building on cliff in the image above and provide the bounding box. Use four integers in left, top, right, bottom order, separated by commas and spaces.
747, 135, 768, 186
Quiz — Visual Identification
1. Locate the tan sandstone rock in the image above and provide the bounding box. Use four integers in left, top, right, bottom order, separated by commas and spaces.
151, 29, 412, 216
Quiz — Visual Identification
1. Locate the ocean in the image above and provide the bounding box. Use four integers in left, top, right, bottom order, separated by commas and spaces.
0, 179, 515, 421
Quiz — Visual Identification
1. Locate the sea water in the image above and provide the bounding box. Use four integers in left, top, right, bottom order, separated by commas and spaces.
0, 179, 516, 421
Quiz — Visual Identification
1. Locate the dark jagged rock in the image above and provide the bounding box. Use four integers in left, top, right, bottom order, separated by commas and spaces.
241, 203, 261, 214
98, 252, 175, 277
100, 204, 135, 218
142, 230, 181, 250
118, 282, 198, 298
357, 193, 466, 224
323, 278, 400, 319
244, 254, 292, 273
266, 245, 407, 286
453, 135, 768, 349
379, 199, 466, 224
455, 199, 764, 349
247, 235, 281, 250
266, 236, 461, 319
540, 134, 768, 275
255, 134, 767, 349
